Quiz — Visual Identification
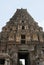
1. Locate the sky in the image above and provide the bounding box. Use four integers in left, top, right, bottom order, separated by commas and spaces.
0, 0, 44, 32
20, 59, 25, 65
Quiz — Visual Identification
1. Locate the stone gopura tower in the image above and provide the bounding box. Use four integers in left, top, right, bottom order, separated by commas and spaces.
0, 9, 44, 65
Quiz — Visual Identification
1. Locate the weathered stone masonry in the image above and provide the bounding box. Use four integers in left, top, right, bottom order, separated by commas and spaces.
0, 9, 44, 65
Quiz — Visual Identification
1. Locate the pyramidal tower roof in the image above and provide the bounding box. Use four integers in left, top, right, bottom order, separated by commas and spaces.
10, 8, 35, 23
0, 8, 44, 43
11, 9, 33, 20
2, 8, 43, 32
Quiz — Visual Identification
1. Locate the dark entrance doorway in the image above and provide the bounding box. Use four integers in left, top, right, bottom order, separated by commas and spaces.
18, 52, 30, 65
0, 59, 5, 65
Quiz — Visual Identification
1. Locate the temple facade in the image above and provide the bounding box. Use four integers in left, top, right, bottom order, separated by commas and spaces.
0, 9, 44, 65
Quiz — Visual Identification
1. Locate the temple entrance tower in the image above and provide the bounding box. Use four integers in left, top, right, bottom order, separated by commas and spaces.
0, 9, 44, 65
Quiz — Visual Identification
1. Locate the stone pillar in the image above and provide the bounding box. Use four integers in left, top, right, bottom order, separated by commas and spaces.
29, 51, 36, 65
13, 52, 18, 65
5, 58, 10, 65
28, 52, 32, 65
